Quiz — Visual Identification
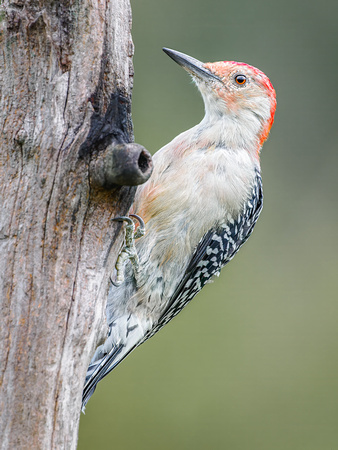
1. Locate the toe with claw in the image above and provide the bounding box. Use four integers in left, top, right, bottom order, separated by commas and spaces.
111, 214, 145, 287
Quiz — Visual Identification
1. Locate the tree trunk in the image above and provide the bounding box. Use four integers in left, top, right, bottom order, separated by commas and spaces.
0, 1, 152, 448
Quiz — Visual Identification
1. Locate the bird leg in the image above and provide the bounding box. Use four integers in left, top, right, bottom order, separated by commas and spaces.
111, 214, 145, 286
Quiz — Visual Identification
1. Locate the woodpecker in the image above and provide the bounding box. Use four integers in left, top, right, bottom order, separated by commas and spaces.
82, 48, 276, 410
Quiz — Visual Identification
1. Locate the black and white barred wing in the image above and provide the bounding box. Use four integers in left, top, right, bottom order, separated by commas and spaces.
150, 175, 263, 336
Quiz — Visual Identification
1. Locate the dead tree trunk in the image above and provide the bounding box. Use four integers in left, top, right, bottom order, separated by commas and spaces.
0, 1, 152, 448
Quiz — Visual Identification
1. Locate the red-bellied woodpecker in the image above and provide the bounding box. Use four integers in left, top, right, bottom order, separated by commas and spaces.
82, 48, 276, 410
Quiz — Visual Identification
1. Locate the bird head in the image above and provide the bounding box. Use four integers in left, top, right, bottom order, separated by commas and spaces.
163, 48, 276, 150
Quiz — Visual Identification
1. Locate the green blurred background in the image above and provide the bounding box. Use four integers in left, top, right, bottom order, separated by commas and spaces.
79, 0, 338, 448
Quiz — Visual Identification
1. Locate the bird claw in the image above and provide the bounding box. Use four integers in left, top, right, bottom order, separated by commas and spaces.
111, 214, 145, 287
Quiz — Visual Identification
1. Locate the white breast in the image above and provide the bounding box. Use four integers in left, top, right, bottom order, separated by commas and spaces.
129, 137, 259, 316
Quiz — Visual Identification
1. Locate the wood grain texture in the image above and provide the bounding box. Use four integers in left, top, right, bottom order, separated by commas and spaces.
0, 0, 143, 447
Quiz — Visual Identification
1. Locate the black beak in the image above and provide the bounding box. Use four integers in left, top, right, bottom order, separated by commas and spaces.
163, 48, 220, 82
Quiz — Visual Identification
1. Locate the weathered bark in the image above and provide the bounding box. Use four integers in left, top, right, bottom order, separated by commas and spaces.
0, 1, 152, 448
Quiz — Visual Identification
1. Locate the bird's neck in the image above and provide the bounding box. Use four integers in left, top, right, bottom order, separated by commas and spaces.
193, 109, 263, 157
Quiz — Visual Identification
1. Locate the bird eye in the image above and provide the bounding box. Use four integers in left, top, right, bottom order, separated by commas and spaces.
235, 74, 247, 85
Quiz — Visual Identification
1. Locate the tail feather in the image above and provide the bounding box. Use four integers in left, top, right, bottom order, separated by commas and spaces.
82, 313, 150, 411
82, 344, 125, 411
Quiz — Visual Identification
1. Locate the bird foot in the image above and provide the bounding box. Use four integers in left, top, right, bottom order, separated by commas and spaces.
111, 214, 145, 286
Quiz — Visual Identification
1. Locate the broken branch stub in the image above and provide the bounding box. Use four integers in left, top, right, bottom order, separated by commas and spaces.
91, 143, 153, 188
